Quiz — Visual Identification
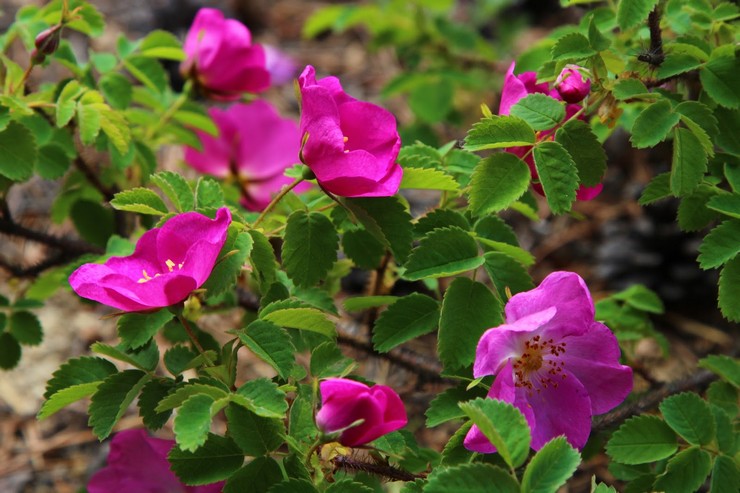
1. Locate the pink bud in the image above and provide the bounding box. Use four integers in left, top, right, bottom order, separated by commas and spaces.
555, 66, 591, 104
316, 378, 407, 447
34, 26, 61, 56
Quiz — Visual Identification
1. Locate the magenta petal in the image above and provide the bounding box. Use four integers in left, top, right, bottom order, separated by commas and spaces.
473, 307, 557, 378
562, 322, 633, 414
499, 62, 530, 116
576, 183, 603, 201
525, 370, 593, 450
505, 271, 594, 337
263, 44, 298, 85
339, 101, 400, 165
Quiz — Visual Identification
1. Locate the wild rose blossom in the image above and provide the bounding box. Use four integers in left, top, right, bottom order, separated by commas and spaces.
184, 101, 307, 211
555, 65, 591, 104
88, 429, 223, 493
298, 65, 403, 197
316, 378, 408, 447
500, 62, 602, 201
69, 208, 231, 312
181, 8, 269, 100
464, 271, 633, 452
263, 44, 298, 86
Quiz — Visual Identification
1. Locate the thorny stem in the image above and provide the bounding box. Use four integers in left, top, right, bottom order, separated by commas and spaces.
331, 455, 422, 482
177, 315, 215, 366
252, 177, 304, 228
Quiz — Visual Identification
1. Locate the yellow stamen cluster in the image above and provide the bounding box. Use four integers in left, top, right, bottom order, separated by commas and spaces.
137, 259, 184, 283
512, 335, 567, 394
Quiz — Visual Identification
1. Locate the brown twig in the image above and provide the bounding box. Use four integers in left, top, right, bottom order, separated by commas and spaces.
332, 454, 422, 482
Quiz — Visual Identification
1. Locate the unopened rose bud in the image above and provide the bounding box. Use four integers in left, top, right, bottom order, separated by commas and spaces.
555, 66, 591, 104
30, 48, 46, 65
34, 26, 61, 56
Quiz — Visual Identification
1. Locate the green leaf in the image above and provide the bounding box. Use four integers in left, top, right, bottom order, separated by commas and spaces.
262, 307, 336, 338
0, 332, 21, 369
698, 354, 740, 387
707, 194, 740, 219
719, 257, 740, 322
155, 383, 229, 412
439, 278, 503, 369
675, 101, 719, 139
639, 172, 672, 205
440, 422, 474, 466
110, 187, 169, 215
150, 171, 194, 212
677, 184, 717, 231
310, 341, 354, 378
403, 227, 485, 280
409, 79, 454, 123
194, 177, 225, 209
343, 296, 399, 311
468, 153, 531, 215
424, 463, 520, 493
533, 141, 578, 214
91, 341, 159, 372
426, 386, 487, 427
476, 237, 535, 266
555, 119, 607, 187
617, 0, 659, 29
238, 320, 295, 380
612, 285, 664, 313
659, 392, 715, 445
169, 433, 244, 485
657, 54, 703, 79
630, 100, 680, 149
138, 378, 176, 430
123, 56, 167, 94
173, 109, 219, 136
37, 144, 71, 179
400, 167, 460, 191
510, 94, 566, 131
343, 197, 413, 263
715, 108, 740, 155
174, 394, 217, 452
588, 16, 610, 51
117, 310, 173, 350
163, 345, 198, 375
612, 79, 653, 100
224, 457, 283, 493
521, 437, 581, 493
342, 228, 386, 270
700, 57, 740, 109
551, 32, 597, 61
99, 72, 133, 109
43, 356, 117, 399
8, 310, 42, 345
0, 121, 37, 181
38, 382, 101, 419
464, 115, 535, 151
606, 415, 678, 464
88, 370, 151, 440
483, 252, 534, 299
325, 480, 374, 493
653, 446, 712, 493
707, 381, 738, 416
671, 127, 707, 197
710, 454, 740, 493
372, 293, 440, 352
698, 220, 740, 269
233, 378, 288, 418
139, 30, 185, 61
282, 211, 338, 288
56, 80, 84, 127
459, 398, 531, 469
226, 403, 284, 456
202, 229, 253, 297
248, 230, 278, 292
398, 142, 442, 169
416, 209, 471, 237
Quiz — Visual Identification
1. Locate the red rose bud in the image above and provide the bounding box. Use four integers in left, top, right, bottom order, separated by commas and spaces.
555, 66, 591, 104
34, 26, 61, 56
30, 49, 46, 65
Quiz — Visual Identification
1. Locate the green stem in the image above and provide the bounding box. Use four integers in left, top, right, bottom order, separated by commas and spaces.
252, 177, 304, 228
177, 315, 214, 366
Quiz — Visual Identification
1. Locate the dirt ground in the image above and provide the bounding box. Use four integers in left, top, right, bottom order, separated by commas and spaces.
0, 1, 736, 492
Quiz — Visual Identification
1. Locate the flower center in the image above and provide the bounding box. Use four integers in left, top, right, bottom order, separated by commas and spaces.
512, 335, 567, 393
137, 259, 183, 283
343, 135, 349, 153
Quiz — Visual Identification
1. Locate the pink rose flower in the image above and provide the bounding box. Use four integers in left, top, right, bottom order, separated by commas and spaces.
500, 62, 602, 201
69, 208, 231, 312
464, 271, 633, 452
263, 44, 298, 86
184, 101, 307, 211
298, 65, 403, 197
88, 429, 223, 493
555, 65, 591, 104
316, 378, 408, 447
181, 8, 269, 100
